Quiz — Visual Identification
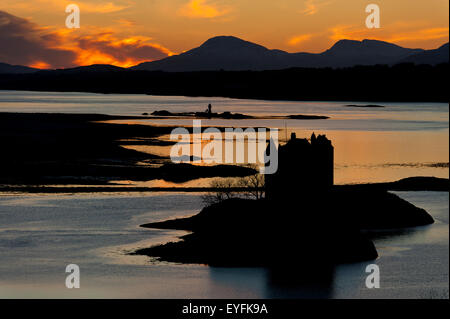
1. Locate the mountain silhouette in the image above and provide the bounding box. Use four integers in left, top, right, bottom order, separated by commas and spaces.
50, 64, 125, 74
133, 36, 295, 72
400, 42, 449, 65
0, 62, 39, 74
132, 36, 438, 71
318, 39, 424, 67
1, 36, 448, 74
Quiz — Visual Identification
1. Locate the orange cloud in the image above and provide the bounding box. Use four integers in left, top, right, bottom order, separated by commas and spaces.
0, 10, 173, 69
29, 61, 52, 69
178, 0, 231, 19
77, 1, 130, 13
0, 10, 77, 68
300, 0, 332, 16
5, 0, 130, 13
386, 27, 449, 44
301, 0, 318, 15
72, 33, 174, 67
116, 19, 137, 28
288, 34, 313, 46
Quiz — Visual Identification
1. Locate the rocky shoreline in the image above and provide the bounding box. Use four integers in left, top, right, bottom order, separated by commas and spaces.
0, 112, 257, 187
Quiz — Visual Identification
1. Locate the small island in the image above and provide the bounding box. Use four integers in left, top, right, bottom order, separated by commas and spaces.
149, 109, 329, 120
344, 104, 385, 108
133, 133, 435, 267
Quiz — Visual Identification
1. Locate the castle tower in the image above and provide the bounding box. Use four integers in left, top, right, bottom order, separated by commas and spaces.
265, 132, 334, 200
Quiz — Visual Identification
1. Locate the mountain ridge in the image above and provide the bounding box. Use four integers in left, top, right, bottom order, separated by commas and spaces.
1, 36, 448, 74
400, 42, 449, 65
132, 36, 447, 71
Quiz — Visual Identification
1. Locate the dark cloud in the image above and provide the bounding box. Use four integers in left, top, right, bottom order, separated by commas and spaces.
0, 11, 171, 68
0, 10, 77, 68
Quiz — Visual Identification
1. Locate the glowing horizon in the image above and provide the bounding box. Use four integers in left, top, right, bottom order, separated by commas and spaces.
0, 0, 448, 68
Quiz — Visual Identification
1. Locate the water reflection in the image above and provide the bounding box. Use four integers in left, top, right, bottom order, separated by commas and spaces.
208, 265, 336, 299
205, 192, 449, 299
264, 265, 336, 299
119, 128, 448, 185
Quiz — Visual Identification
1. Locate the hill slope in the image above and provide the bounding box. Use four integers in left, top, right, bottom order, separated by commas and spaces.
0, 62, 39, 74
132, 36, 427, 71
400, 43, 449, 65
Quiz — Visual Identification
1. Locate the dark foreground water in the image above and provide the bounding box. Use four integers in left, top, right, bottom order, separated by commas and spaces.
0, 191, 447, 299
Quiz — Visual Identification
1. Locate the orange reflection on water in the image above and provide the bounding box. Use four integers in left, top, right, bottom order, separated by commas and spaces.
121, 128, 449, 185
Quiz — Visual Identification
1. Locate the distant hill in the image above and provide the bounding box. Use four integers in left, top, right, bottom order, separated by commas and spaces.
0, 63, 125, 75
49, 64, 125, 74
400, 43, 449, 65
132, 36, 429, 72
0, 62, 39, 74
317, 39, 424, 67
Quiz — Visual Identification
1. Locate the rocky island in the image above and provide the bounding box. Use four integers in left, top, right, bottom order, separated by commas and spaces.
150, 109, 329, 120
134, 133, 435, 267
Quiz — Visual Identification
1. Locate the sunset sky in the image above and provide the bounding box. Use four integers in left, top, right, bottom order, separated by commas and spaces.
1, 0, 448, 68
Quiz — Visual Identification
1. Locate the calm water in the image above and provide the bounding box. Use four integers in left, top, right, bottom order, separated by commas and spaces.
0, 90, 448, 184
0, 90, 448, 298
0, 191, 447, 299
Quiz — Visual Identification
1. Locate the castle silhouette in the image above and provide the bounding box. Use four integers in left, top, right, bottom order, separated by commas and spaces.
265, 132, 334, 200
